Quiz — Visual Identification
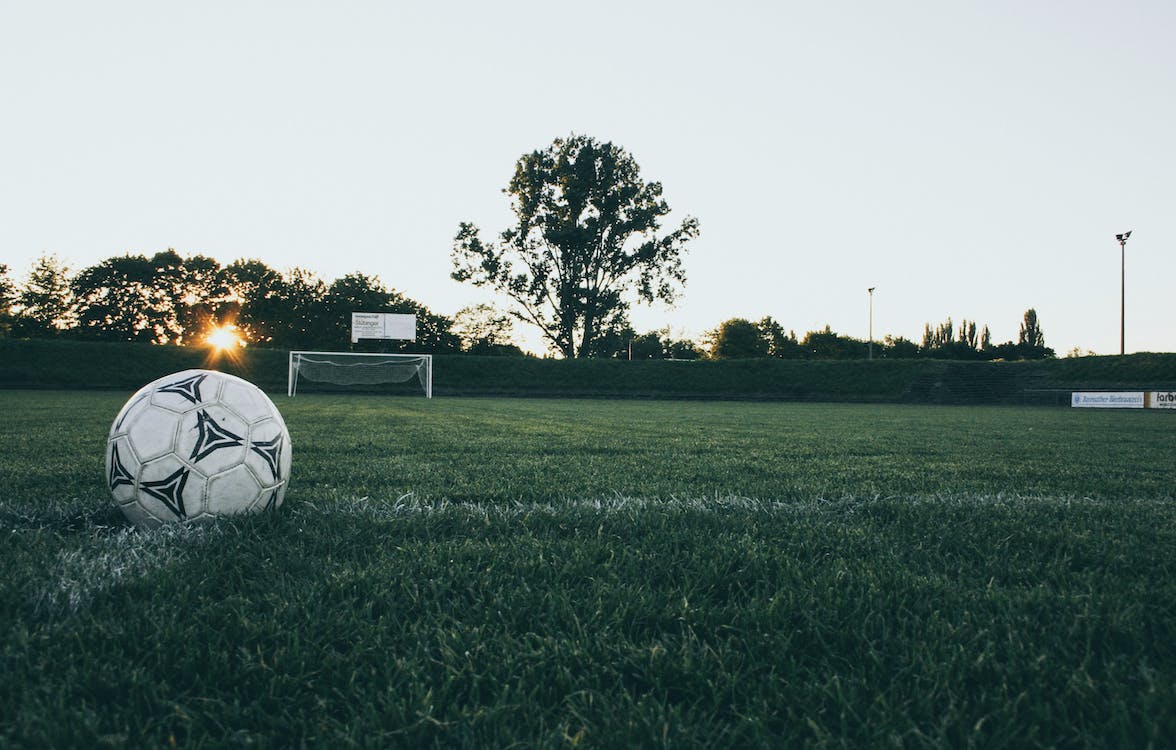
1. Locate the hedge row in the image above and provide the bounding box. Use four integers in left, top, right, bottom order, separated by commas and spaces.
1, 338, 1173, 404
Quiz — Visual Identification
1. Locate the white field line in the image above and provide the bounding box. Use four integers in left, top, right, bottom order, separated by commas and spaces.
36, 524, 221, 615
23, 493, 1172, 614
291, 492, 1166, 521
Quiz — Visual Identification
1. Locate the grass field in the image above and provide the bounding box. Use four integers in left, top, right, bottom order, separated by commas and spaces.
1, 391, 1174, 747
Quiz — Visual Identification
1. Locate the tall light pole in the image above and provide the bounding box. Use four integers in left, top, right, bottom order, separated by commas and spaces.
867, 287, 876, 360
1116, 231, 1131, 355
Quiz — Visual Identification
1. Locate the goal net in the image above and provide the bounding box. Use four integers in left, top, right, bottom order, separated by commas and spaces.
287, 351, 433, 398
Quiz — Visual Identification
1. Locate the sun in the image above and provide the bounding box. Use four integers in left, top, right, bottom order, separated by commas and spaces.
205, 324, 243, 352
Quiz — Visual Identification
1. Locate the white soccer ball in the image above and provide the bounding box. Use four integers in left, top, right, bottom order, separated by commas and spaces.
106, 369, 292, 529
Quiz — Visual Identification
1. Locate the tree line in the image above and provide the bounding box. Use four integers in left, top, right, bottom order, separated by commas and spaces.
0, 252, 479, 353
702, 310, 1053, 361
0, 134, 1054, 361
446, 133, 1054, 361
0, 251, 1053, 360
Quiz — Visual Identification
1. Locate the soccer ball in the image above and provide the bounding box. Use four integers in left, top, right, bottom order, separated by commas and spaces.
106, 369, 292, 529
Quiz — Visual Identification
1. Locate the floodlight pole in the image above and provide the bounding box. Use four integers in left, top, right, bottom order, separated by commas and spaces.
1116, 231, 1131, 355
867, 287, 875, 360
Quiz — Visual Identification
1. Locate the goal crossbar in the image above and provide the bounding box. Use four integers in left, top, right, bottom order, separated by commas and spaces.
288, 351, 433, 398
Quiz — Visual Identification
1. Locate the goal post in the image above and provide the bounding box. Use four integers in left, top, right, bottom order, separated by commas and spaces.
287, 351, 433, 398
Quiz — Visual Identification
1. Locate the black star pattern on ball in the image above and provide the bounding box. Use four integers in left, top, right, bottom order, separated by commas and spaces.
141, 466, 190, 519
250, 434, 284, 480
108, 444, 135, 490
189, 409, 245, 463
158, 373, 208, 405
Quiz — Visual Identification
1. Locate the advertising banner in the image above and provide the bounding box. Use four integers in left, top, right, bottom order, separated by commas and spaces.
351, 312, 416, 342
1148, 391, 1176, 409
1071, 392, 1145, 409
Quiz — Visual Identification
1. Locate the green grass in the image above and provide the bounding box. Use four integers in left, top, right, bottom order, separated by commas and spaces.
1, 391, 1174, 747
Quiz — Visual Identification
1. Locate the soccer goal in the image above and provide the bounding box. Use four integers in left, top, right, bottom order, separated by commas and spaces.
287, 352, 433, 398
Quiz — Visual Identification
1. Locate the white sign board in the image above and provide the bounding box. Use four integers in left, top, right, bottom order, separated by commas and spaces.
1149, 391, 1176, 409
1071, 391, 1144, 409
351, 312, 416, 343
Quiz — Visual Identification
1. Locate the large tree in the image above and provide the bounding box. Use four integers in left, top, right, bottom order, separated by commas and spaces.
168, 252, 235, 341
72, 254, 163, 342
708, 318, 769, 359
13, 254, 73, 337
758, 317, 800, 359
451, 134, 699, 358
222, 258, 286, 344
1017, 307, 1053, 359
70, 250, 241, 344
261, 267, 330, 348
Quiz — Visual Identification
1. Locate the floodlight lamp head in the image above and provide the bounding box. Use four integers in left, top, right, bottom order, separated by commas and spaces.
868, 287, 875, 293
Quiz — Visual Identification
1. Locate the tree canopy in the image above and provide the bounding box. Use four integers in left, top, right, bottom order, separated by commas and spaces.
13, 255, 73, 338
708, 318, 769, 359
452, 304, 525, 356
705, 309, 1053, 361
1017, 308, 1053, 359
451, 134, 700, 358
3, 252, 466, 354
2, 247, 1060, 362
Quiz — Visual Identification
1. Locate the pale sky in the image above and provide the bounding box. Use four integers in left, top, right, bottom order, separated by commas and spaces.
2, 1, 1173, 355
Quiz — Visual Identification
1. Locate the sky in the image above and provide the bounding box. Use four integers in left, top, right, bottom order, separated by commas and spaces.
2, 0, 1173, 355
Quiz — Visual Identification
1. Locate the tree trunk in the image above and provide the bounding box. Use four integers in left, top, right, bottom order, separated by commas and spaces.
579, 312, 595, 359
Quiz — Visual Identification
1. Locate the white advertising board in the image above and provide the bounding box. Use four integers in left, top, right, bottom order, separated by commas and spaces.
351, 312, 416, 342
1149, 391, 1176, 409
1071, 392, 1144, 409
